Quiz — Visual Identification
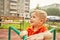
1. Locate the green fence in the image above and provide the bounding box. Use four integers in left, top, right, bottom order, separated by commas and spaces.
50, 28, 56, 40
8, 26, 56, 40
8, 26, 27, 40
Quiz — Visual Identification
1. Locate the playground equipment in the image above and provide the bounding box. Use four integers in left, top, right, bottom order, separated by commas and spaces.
8, 26, 56, 40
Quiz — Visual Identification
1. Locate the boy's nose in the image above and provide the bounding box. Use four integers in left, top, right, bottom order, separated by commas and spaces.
30, 18, 33, 21
30, 18, 32, 20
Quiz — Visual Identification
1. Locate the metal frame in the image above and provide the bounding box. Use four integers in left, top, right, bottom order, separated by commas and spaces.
8, 26, 26, 40
8, 26, 56, 40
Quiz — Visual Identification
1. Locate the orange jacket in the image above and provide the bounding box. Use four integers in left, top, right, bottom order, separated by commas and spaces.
27, 25, 47, 36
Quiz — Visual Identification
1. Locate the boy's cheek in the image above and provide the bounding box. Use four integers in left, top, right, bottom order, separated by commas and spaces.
30, 23, 34, 26
30, 23, 36, 26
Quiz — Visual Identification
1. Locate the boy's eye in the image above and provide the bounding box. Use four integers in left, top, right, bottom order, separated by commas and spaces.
30, 16, 35, 18
33, 16, 35, 18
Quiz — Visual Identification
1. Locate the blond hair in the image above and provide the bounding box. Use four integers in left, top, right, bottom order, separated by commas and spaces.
32, 9, 47, 19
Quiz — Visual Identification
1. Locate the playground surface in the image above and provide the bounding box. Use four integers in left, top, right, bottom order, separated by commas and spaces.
0, 29, 60, 40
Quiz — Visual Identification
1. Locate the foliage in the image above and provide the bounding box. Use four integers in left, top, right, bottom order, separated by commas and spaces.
20, 21, 30, 30
0, 21, 30, 30
35, 4, 41, 10
33, 4, 60, 16
56, 28, 60, 32
46, 22, 60, 32
13, 20, 20, 22
46, 7, 60, 16
0, 21, 60, 32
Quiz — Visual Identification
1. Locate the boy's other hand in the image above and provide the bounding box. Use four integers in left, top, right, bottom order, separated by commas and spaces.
27, 34, 44, 40
20, 31, 28, 38
43, 31, 53, 40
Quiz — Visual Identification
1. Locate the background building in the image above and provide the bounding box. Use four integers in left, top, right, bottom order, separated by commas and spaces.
0, 0, 4, 16
19, 0, 30, 18
9, 0, 18, 16
0, 0, 30, 19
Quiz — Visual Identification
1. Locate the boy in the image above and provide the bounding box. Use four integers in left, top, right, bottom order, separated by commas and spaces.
20, 9, 53, 40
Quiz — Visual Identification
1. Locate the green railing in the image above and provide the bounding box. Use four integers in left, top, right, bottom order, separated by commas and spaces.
50, 28, 56, 40
8, 26, 56, 40
8, 26, 27, 40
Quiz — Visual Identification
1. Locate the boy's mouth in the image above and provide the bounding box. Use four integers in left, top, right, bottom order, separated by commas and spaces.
30, 21, 34, 23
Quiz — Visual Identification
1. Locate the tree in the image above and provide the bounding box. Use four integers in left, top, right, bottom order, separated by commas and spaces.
35, 4, 41, 10
46, 7, 60, 16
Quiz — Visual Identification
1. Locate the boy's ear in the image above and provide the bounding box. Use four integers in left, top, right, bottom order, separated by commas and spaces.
40, 19, 46, 22
46, 18, 48, 20
45, 18, 47, 21
40, 19, 43, 22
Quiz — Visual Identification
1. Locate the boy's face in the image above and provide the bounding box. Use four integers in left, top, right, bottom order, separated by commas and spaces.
30, 12, 43, 26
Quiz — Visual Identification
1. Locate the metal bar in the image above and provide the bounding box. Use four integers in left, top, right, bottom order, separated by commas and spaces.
50, 28, 56, 40
10, 26, 20, 35
8, 26, 27, 40
8, 26, 56, 40
8, 27, 11, 40
23, 35, 27, 40
53, 29, 56, 40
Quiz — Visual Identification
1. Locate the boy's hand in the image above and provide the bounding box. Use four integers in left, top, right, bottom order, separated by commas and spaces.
20, 31, 28, 38
27, 34, 44, 40
43, 31, 53, 40
27, 31, 53, 40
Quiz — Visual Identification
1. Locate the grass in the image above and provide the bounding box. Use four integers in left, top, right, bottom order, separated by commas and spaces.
46, 22, 60, 32
0, 21, 60, 32
0, 21, 30, 30
46, 22, 60, 27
